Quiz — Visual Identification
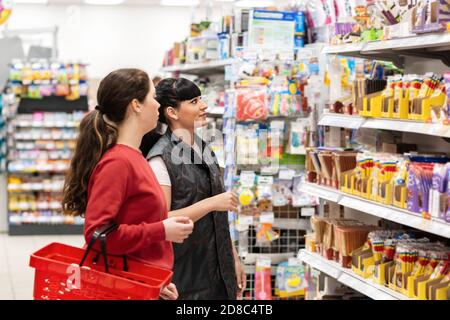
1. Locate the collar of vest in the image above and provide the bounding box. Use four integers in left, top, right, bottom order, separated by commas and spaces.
164, 127, 206, 152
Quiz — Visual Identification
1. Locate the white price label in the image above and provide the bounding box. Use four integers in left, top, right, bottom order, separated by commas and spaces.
301, 207, 315, 217
240, 171, 256, 187
257, 176, 273, 185
279, 169, 296, 180
259, 212, 274, 224
256, 257, 271, 268
288, 257, 301, 267
237, 215, 253, 226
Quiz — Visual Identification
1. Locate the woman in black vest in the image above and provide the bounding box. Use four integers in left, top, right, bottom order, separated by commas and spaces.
140, 78, 245, 300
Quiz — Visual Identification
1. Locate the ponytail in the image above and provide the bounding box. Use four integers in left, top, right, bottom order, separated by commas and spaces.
62, 110, 118, 216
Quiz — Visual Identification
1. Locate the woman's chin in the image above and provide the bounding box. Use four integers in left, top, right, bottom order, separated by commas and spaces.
194, 120, 208, 128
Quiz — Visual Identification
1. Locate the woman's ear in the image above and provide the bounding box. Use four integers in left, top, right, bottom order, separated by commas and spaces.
165, 106, 179, 121
131, 99, 142, 114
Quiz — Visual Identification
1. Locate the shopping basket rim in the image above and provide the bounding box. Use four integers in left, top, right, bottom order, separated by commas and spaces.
29, 242, 173, 289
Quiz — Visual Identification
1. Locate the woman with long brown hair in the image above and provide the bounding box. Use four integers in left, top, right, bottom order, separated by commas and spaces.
62, 69, 193, 300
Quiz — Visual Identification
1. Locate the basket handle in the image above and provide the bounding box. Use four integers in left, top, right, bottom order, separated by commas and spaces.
79, 222, 128, 273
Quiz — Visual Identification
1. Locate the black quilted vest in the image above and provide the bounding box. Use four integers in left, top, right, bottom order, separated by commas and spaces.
146, 130, 237, 300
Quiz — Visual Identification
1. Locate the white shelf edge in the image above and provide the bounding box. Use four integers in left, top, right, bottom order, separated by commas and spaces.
318, 113, 365, 129
318, 113, 450, 138
299, 183, 342, 203
298, 250, 409, 300
323, 33, 450, 56
160, 58, 235, 74
300, 183, 450, 238
206, 106, 225, 116
362, 118, 450, 138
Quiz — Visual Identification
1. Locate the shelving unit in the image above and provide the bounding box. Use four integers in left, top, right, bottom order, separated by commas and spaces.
160, 58, 236, 76
322, 32, 450, 68
299, 182, 450, 239
298, 250, 409, 300
6, 62, 88, 235
319, 113, 450, 138
299, 32, 450, 300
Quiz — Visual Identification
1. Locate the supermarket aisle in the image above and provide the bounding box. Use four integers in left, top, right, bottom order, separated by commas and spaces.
0, 233, 83, 300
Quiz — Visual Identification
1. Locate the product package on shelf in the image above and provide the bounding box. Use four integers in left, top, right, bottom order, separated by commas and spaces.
255, 257, 272, 300
306, 148, 450, 224
236, 87, 268, 122
335, 70, 449, 124
275, 259, 306, 298
0, 94, 7, 172
309, 215, 377, 267
8, 61, 88, 101
305, 224, 450, 300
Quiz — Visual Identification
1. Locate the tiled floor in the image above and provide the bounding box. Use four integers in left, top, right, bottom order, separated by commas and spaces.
0, 232, 83, 300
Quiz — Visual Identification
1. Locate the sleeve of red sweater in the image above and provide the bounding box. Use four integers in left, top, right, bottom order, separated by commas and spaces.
84, 157, 166, 255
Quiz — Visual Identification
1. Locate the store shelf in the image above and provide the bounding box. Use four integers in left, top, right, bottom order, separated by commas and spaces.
318, 113, 365, 129
18, 96, 89, 113
243, 252, 295, 265
322, 33, 450, 67
318, 113, 450, 138
362, 118, 450, 138
298, 250, 409, 300
299, 182, 341, 203
14, 137, 77, 141
299, 182, 450, 238
15, 121, 78, 128
9, 223, 83, 236
243, 264, 278, 275
272, 218, 310, 230
160, 58, 236, 75
206, 106, 225, 117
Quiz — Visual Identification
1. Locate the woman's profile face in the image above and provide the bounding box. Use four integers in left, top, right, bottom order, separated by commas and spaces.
177, 95, 208, 129
142, 81, 160, 132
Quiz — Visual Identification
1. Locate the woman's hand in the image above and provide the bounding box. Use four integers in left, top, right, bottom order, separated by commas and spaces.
160, 283, 178, 300
162, 216, 194, 243
233, 251, 246, 299
209, 192, 238, 212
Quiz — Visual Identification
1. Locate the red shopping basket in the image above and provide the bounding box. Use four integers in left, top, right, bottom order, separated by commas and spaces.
29, 223, 172, 300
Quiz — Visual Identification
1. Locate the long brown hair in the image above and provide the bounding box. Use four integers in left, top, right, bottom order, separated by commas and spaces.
63, 68, 150, 216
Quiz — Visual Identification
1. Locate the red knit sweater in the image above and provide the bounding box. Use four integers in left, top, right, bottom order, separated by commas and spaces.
84, 144, 173, 270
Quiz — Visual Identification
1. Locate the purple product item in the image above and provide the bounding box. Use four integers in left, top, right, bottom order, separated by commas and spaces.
431, 163, 449, 220
446, 164, 450, 223
444, 73, 450, 121
407, 167, 420, 213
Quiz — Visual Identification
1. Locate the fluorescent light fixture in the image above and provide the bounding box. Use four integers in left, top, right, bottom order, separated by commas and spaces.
13, 0, 48, 4
235, 0, 274, 7
84, 0, 125, 5
160, 0, 200, 6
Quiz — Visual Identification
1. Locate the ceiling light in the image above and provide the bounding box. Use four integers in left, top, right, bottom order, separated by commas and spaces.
84, 0, 125, 5
13, 0, 48, 4
235, 0, 274, 7
160, 0, 200, 6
